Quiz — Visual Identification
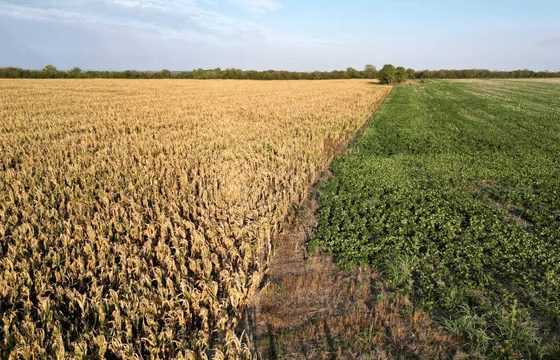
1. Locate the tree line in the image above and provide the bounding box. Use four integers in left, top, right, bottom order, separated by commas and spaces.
0, 65, 378, 80
1, 65, 558, 83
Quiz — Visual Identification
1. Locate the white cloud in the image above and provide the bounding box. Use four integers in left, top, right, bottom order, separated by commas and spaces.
0, 0, 336, 70
0, 1, 264, 42
227, 0, 282, 13
0, 4, 99, 23
101, 0, 197, 12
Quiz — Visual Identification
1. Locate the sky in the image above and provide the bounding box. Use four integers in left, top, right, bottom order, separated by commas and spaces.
0, 0, 559, 71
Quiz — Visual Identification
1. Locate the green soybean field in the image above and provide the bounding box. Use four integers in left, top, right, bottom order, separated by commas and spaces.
311, 80, 560, 358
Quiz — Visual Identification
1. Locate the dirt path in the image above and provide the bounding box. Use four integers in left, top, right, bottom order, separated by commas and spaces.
241, 89, 465, 359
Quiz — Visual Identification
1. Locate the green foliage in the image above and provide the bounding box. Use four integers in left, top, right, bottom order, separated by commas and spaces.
378, 65, 409, 84
345, 67, 361, 78
406, 68, 415, 79
0, 65, 381, 80
378, 64, 396, 84
312, 80, 560, 357
159, 69, 172, 78
43, 64, 57, 72
2, 66, 558, 80
42, 64, 58, 78
364, 64, 377, 78
394, 66, 408, 83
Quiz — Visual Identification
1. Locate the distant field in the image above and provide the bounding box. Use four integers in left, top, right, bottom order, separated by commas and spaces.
452, 78, 560, 84
312, 80, 560, 358
0, 79, 390, 358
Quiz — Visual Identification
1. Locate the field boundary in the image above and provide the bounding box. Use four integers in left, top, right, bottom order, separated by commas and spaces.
239, 86, 462, 359
241, 87, 392, 357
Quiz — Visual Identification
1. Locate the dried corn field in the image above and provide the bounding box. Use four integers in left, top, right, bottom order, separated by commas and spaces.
0, 79, 390, 358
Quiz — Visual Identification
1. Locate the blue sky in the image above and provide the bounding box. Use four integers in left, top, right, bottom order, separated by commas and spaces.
1, 0, 559, 71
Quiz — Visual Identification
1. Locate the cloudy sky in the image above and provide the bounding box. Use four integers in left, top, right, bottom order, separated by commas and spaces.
1, 0, 559, 71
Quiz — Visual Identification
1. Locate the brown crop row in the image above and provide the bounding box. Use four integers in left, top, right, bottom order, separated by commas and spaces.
0, 79, 390, 359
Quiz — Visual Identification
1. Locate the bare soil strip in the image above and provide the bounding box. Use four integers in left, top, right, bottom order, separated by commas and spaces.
242, 89, 465, 359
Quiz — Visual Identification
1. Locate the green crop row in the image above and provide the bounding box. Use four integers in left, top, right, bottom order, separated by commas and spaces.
311, 80, 560, 358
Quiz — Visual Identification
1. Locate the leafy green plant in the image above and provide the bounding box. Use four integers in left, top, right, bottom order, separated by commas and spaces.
312, 79, 560, 357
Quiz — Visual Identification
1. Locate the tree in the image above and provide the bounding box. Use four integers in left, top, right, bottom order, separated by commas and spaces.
159, 69, 172, 78
43, 64, 57, 72
69, 67, 82, 78
406, 68, 416, 79
42, 65, 58, 78
1, 65, 558, 80
395, 66, 407, 83
378, 64, 396, 84
364, 64, 377, 79
346, 67, 360, 78
0, 67, 23, 78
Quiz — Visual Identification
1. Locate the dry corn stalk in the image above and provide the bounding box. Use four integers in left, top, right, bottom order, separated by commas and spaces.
0, 79, 390, 358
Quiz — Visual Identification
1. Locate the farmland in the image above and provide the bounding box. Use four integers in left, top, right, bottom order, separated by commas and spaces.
2, 77, 560, 359
0, 79, 390, 358
312, 80, 560, 357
